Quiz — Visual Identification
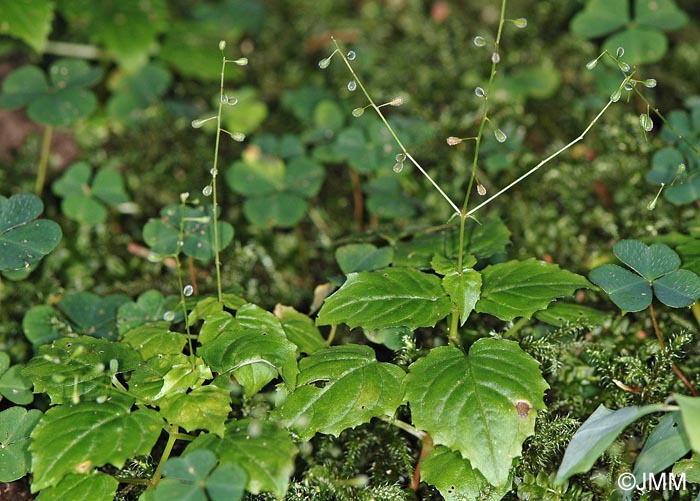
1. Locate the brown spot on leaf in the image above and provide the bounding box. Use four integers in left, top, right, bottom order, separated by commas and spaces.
514, 399, 532, 418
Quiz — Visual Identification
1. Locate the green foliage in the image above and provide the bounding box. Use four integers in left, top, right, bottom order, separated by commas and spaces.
589, 239, 700, 311
571, 0, 688, 64
0, 0, 54, 52
0, 59, 102, 127
0, 194, 62, 272
0, 407, 42, 482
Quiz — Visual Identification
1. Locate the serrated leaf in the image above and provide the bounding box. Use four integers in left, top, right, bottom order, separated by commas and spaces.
335, 243, 394, 274
118, 290, 182, 334
275, 344, 405, 441
29, 393, 163, 490
673, 454, 700, 482
442, 268, 482, 326
123, 323, 186, 360
555, 403, 664, 483
23, 337, 141, 405
676, 394, 700, 454
405, 340, 549, 486
316, 267, 452, 329
186, 418, 296, 499
198, 306, 298, 396
0, 194, 62, 271
633, 412, 690, 481
0, 407, 42, 482
421, 446, 507, 501
153, 357, 211, 401
475, 259, 591, 321
273, 304, 326, 354
126, 354, 187, 403
589, 264, 652, 312
35, 472, 118, 501
0, 0, 54, 52
534, 302, 609, 327
159, 385, 231, 437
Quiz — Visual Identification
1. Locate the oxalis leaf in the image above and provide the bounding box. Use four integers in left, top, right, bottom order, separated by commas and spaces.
0, 407, 42, 482
0, 194, 62, 272
475, 259, 591, 321
29, 393, 163, 491
555, 403, 665, 483
186, 418, 297, 500
316, 267, 452, 329
405, 339, 549, 487
274, 344, 405, 441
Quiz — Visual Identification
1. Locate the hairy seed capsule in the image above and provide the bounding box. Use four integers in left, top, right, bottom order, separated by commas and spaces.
491, 52, 500, 64
618, 62, 630, 72
218, 40, 226, 51
191, 119, 208, 128
610, 89, 622, 102
388, 96, 404, 106
477, 182, 487, 195
639, 114, 653, 132
616, 47, 625, 58
642, 78, 657, 88
473, 36, 487, 47
475, 86, 486, 98
163, 311, 176, 322
585, 59, 598, 70
229, 131, 246, 142
183, 285, 194, 297
202, 184, 213, 196
347, 50, 356, 60
446, 136, 463, 146
352, 107, 365, 117
392, 162, 404, 173
318, 57, 331, 69
513, 18, 527, 28
347, 80, 357, 91
233, 57, 248, 66
494, 128, 507, 143
395, 153, 406, 162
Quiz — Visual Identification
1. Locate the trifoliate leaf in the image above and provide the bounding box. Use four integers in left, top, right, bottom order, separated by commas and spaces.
0, 407, 42, 482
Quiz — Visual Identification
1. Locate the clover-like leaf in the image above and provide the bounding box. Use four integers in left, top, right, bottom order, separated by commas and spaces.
56, 291, 130, 340
143, 204, 234, 261
0, 59, 102, 126
29, 393, 163, 491
0, 354, 33, 405
589, 240, 700, 311
186, 419, 297, 499
0, 194, 62, 272
0, 407, 42, 482
316, 267, 452, 330
475, 259, 591, 321
107, 62, 172, 123
52, 162, 130, 225
335, 243, 394, 274
405, 339, 549, 486
556, 403, 664, 483
197, 306, 298, 397
117, 290, 182, 334
421, 446, 507, 501
275, 344, 404, 440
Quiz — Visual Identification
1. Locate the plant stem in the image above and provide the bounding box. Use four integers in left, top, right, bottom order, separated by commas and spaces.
504, 317, 529, 338
348, 167, 364, 230
326, 324, 337, 345
44, 40, 101, 59
150, 424, 180, 488
692, 301, 700, 328
210, 51, 227, 304
448, 309, 460, 347
410, 433, 433, 491
649, 303, 697, 396
379, 416, 425, 440
35, 126, 53, 196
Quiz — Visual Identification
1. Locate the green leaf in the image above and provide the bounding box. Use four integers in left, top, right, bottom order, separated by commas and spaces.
205, 462, 247, 501
363, 326, 412, 350
122, 323, 187, 360
673, 454, 700, 483
678, 237, 700, 275
421, 446, 507, 500
23, 305, 65, 346
0, 407, 42, 482
589, 264, 652, 312
570, 0, 629, 38
187, 418, 297, 499
57, 291, 130, 339
602, 28, 668, 65
555, 403, 664, 483
143, 204, 234, 261
317, 267, 452, 329
23, 337, 141, 405
667, 177, 700, 205
646, 147, 685, 184
61, 194, 107, 225
534, 302, 610, 327
405, 339, 549, 486
442, 268, 482, 326
475, 259, 591, 321
335, 243, 394, 274
0, 194, 62, 271
221, 87, 268, 135
159, 385, 231, 437
35, 472, 119, 501
197, 307, 298, 396
0, 66, 48, 108
91, 167, 129, 206
227, 155, 286, 196
0, 363, 33, 405
635, 0, 688, 30
29, 86, 97, 127
153, 356, 211, 401
126, 354, 186, 403
633, 412, 690, 481
29, 393, 163, 490
653, 269, 700, 307
118, 290, 182, 334
273, 304, 326, 354
243, 193, 308, 228
275, 344, 405, 441
0, 0, 54, 52
107, 62, 172, 123
676, 394, 700, 454
613, 240, 680, 281
285, 156, 324, 197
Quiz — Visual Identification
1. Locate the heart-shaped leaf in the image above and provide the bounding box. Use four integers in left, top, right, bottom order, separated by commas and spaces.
186, 419, 297, 499
316, 267, 452, 329
0, 194, 62, 272
117, 290, 182, 334
653, 269, 700, 307
613, 240, 680, 281
570, 0, 629, 39
335, 243, 394, 274
635, 0, 688, 30
275, 344, 405, 440
0, 356, 33, 405
602, 27, 668, 65
588, 264, 652, 312
29, 393, 163, 490
0, 407, 42, 482
405, 339, 549, 486
475, 259, 591, 321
